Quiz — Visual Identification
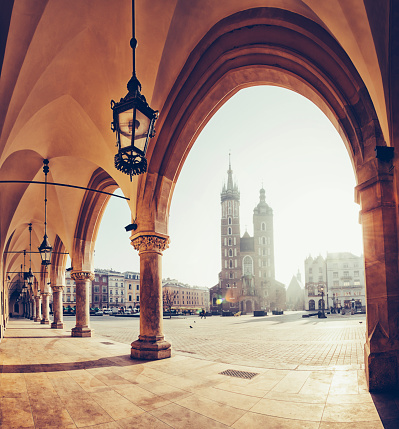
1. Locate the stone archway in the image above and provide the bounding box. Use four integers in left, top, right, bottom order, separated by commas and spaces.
135, 7, 398, 390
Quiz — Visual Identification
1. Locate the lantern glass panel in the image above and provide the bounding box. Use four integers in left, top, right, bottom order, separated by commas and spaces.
118, 108, 151, 153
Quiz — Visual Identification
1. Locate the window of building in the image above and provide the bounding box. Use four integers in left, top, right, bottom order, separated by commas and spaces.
136, 296, 139, 302
226, 283, 230, 288
229, 260, 233, 268
229, 249, 233, 257
354, 280, 360, 286
110, 290, 113, 295
354, 271, 359, 277
94, 286, 99, 293
67, 287, 70, 293
262, 237, 266, 245
94, 295, 99, 302
333, 281, 339, 286
228, 227, 232, 235
110, 297, 113, 302
343, 263, 349, 268
229, 272, 234, 279
129, 295, 132, 301
243, 256, 253, 275
309, 276, 313, 282
343, 281, 350, 286
318, 276, 323, 281
333, 272, 338, 278
67, 296, 70, 302
319, 267, 322, 273
136, 285, 139, 290
102, 287, 107, 293
228, 238, 232, 246
261, 222, 266, 231
95, 276, 99, 282
309, 268, 312, 274
115, 282, 118, 287
228, 217, 232, 225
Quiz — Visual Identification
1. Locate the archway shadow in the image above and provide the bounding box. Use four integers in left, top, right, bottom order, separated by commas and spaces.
0, 355, 148, 373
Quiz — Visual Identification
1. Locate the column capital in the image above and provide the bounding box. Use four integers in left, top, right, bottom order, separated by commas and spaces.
71, 271, 95, 281
51, 285, 64, 292
131, 233, 170, 255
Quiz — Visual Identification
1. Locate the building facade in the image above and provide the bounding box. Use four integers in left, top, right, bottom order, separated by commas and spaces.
63, 269, 140, 309
162, 279, 210, 313
286, 271, 305, 310
304, 253, 365, 312
210, 159, 286, 314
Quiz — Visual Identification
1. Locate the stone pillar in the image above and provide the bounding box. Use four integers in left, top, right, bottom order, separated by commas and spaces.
30, 298, 35, 320
41, 293, 50, 324
51, 286, 64, 329
357, 167, 399, 391
34, 295, 41, 322
131, 234, 171, 359
71, 271, 94, 337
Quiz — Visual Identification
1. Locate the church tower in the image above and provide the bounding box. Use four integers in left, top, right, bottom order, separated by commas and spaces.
220, 156, 241, 302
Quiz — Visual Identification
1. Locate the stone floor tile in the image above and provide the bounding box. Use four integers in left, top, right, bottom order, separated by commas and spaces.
90, 390, 145, 420
0, 397, 35, 428
81, 423, 122, 429
248, 370, 290, 392
265, 390, 327, 404
272, 370, 311, 394
322, 403, 381, 422
232, 411, 320, 428
299, 371, 334, 395
319, 422, 384, 429
213, 380, 265, 398
140, 380, 192, 401
29, 396, 77, 428
250, 397, 324, 421
194, 386, 261, 410
150, 402, 230, 428
328, 371, 358, 395
115, 384, 171, 411
59, 395, 114, 427
175, 393, 246, 425
327, 393, 373, 404
117, 412, 176, 428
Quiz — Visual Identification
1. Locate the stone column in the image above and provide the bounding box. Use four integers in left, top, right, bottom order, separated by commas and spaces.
51, 286, 64, 329
357, 167, 399, 391
41, 293, 50, 324
34, 295, 41, 322
131, 234, 171, 359
30, 297, 35, 320
71, 271, 94, 337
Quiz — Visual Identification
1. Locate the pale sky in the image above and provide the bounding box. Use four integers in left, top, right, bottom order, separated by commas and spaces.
94, 86, 363, 288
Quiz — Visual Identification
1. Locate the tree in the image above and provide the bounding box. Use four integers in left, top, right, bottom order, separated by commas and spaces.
163, 289, 178, 319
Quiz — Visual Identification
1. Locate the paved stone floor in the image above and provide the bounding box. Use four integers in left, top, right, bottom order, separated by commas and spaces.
1, 314, 399, 428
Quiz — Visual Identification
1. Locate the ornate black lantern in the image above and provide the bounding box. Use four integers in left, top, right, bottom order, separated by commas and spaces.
38, 159, 52, 266
111, 0, 158, 180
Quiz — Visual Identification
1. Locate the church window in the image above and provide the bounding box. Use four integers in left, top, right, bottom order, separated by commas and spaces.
228, 217, 232, 225
229, 249, 233, 257
229, 260, 233, 268
262, 237, 266, 245
228, 238, 232, 246
261, 222, 266, 231
228, 227, 232, 235
243, 256, 253, 275
228, 201, 231, 208
229, 272, 234, 279
262, 260, 266, 267
309, 268, 313, 274
262, 248, 266, 256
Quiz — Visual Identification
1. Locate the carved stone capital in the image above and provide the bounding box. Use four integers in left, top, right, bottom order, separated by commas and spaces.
71, 271, 95, 282
131, 235, 170, 255
51, 285, 64, 293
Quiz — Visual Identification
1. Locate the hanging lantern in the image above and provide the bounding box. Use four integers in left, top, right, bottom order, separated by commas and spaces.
110, 0, 158, 180
38, 160, 52, 265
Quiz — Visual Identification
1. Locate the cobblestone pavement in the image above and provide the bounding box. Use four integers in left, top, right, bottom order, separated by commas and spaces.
64, 311, 366, 370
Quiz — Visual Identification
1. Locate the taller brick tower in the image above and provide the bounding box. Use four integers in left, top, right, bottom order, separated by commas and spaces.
220, 156, 241, 307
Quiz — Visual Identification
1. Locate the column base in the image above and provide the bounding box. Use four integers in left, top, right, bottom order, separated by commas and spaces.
71, 326, 92, 337
365, 344, 399, 391
51, 322, 64, 329
34, 317, 41, 322
40, 319, 50, 325
131, 336, 171, 360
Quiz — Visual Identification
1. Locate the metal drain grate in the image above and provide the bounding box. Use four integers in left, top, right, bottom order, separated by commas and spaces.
219, 369, 259, 380
100, 341, 114, 345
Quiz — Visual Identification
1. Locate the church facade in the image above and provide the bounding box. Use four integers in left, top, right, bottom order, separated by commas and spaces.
210, 160, 286, 314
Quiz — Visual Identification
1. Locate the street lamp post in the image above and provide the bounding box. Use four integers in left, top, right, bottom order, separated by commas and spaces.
319, 286, 327, 318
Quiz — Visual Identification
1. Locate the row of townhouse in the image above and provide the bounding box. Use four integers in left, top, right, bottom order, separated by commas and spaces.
162, 278, 210, 312
64, 269, 140, 309
304, 252, 365, 311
